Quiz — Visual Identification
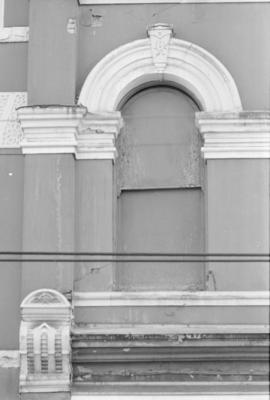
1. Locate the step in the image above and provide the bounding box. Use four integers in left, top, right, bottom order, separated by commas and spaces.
71, 324, 269, 387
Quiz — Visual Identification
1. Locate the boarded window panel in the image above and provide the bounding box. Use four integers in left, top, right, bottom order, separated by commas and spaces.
116, 86, 202, 191
117, 189, 205, 290
116, 87, 205, 290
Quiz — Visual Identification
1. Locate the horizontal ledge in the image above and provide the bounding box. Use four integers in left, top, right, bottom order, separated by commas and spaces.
72, 324, 269, 335
73, 291, 270, 307
72, 382, 269, 399
0, 27, 29, 43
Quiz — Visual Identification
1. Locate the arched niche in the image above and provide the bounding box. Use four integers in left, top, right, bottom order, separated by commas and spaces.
79, 24, 242, 114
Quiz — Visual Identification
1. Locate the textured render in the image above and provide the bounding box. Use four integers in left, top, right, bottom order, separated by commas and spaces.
0, 92, 27, 147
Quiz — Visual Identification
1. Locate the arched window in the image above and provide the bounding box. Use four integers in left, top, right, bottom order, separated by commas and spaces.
116, 86, 205, 290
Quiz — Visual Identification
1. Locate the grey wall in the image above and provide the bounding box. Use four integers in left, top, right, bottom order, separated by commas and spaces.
27, 0, 78, 105
4, 0, 29, 26
206, 159, 270, 291
77, 3, 270, 110
0, 153, 23, 348
21, 154, 75, 298
0, 44, 28, 91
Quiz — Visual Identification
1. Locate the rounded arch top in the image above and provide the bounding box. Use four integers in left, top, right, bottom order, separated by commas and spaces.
79, 24, 242, 113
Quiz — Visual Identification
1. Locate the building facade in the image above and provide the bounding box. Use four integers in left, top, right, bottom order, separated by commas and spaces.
0, 0, 269, 399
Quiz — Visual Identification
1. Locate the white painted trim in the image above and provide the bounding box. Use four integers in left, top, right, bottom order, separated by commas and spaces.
196, 111, 270, 159
80, 0, 270, 3
18, 105, 86, 154
73, 291, 270, 307
79, 24, 242, 113
0, 351, 19, 368
0, 27, 29, 42
72, 324, 269, 335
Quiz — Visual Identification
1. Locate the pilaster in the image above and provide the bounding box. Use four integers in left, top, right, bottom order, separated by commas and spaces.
196, 111, 270, 291
74, 112, 123, 292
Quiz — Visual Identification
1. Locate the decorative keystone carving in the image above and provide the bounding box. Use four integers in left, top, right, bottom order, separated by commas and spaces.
147, 23, 173, 73
20, 289, 72, 394
76, 111, 123, 160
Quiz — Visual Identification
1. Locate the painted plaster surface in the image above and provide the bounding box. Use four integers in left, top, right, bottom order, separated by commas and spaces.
22, 154, 75, 297
0, 154, 23, 347
0, 44, 27, 91
206, 159, 270, 290
28, 0, 77, 104
0, 368, 19, 400
3, 0, 29, 26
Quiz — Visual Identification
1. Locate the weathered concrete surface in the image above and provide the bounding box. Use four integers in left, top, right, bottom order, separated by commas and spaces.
21, 155, 75, 298
72, 332, 269, 385
77, 3, 270, 110
28, 0, 78, 104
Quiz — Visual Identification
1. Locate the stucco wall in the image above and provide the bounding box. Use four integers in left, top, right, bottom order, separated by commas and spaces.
0, 152, 23, 348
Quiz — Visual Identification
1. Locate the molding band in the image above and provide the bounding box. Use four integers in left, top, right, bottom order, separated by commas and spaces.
73, 291, 270, 307
196, 111, 270, 159
0, 27, 29, 42
17, 106, 123, 159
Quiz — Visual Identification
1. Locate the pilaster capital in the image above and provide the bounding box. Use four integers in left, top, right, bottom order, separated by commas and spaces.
196, 111, 270, 159
76, 111, 123, 160
19, 289, 72, 394
17, 106, 124, 159
18, 105, 87, 154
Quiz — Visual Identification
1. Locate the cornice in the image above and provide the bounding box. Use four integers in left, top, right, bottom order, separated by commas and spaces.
0, 27, 29, 42
17, 106, 123, 159
18, 105, 87, 154
196, 111, 270, 159
76, 112, 123, 160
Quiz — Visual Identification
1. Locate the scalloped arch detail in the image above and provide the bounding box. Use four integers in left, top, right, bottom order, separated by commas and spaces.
79, 34, 242, 113
21, 288, 70, 307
